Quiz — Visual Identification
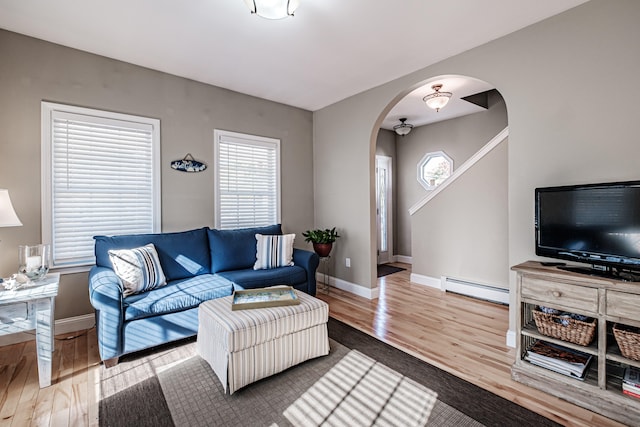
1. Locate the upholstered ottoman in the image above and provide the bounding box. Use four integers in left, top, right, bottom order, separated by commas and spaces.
196, 290, 329, 394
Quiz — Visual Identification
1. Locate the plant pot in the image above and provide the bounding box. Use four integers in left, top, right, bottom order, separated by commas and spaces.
313, 243, 333, 257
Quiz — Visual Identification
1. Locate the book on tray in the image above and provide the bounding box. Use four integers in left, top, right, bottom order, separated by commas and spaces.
525, 340, 593, 380
622, 366, 640, 398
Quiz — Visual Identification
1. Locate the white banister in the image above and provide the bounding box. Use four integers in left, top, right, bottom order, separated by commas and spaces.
409, 127, 509, 216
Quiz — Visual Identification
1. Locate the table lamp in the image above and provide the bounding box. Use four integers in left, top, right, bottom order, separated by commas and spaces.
0, 189, 22, 282
0, 189, 22, 228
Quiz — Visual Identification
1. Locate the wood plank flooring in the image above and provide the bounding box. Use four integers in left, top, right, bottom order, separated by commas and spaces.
0, 329, 100, 427
0, 263, 627, 426
316, 263, 625, 427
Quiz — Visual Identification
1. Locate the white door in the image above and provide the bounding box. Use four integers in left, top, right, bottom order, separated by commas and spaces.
376, 155, 392, 265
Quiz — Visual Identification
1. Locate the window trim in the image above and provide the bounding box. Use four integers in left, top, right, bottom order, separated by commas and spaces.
213, 129, 281, 229
41, 102, 161, 272
417, 150, 453, 191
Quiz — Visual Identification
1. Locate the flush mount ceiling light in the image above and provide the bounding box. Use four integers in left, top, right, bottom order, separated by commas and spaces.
243, 0, 300, 19
393, 118, 414, 136
423, 84, 452, 112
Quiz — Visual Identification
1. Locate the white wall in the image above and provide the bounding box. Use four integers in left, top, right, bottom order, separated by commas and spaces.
313, 0, 640, 334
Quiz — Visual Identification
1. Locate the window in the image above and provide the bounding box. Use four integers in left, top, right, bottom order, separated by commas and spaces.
417, 151, 453, 190
41, 102, 161, 270
214, 130, 281, 230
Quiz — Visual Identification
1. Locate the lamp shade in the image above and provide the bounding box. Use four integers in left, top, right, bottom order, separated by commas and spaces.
424, 95, 450, 111
243, 0, 300, 19
0, 189, 22, 227
393, 118, 414, 136
423, 84, 452, 112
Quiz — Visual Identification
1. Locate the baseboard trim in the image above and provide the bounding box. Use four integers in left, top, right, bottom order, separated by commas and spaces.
394, 255, 412, 264
316, 273, 379, 300
56, 313, 95, 334
0, 313, 94, 346
410, 273, 442, 289
443, 278, 510, 305
506, 329, 516, 348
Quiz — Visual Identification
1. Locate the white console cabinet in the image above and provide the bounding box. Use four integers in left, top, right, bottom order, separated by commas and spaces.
512, 262, 640, 426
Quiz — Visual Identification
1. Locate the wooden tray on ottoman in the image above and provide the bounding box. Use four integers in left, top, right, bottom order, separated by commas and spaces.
231, 286, 300, 311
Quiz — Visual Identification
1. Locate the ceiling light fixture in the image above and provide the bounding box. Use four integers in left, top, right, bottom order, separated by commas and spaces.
423, 84, 452, 112
393, 118, 414, 136
243, 0, 300, 20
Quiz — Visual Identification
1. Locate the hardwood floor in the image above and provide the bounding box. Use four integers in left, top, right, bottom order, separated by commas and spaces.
0, 263, 626, 426
0, 328, 100, 427
316, 263, 625, 427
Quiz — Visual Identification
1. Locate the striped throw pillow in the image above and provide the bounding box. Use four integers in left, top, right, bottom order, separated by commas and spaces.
108, 243, 167, 296
254, 233, 295, 270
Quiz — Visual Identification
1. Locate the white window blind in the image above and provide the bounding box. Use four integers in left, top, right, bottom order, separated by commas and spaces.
42, 102, 160, 269
214, 130, 280, 230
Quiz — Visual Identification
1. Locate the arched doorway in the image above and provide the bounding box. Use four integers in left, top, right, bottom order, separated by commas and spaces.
372, 75, 510, 304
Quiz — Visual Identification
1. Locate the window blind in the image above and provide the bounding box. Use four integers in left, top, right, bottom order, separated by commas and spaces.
215, 131, 280, 230
43, 104, 160, 268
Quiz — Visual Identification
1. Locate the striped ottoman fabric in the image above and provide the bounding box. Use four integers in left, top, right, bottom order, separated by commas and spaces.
197, 290, 329, 394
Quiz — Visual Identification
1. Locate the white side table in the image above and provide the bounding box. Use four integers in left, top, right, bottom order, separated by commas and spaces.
0, 273, 59, 388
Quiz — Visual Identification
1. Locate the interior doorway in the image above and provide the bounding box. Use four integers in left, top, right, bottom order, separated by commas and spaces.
376, 155, 393, 265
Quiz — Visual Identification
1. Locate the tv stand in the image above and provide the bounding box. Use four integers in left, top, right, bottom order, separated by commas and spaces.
558, 265, 640, 282
512, 261, 640, 426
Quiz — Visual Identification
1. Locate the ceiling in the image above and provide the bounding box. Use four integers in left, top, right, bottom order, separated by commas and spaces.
380, 76, 495, 131
0, 0, 588, 118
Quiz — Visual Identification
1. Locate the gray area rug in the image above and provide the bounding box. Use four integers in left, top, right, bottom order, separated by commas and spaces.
158, 341, 480, 427
100, 318, 560, 427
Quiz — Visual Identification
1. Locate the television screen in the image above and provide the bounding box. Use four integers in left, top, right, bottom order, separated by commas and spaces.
536, 181, 640, 271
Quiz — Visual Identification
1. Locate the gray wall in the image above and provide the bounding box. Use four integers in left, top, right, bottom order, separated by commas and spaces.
396, 97, 507, 257
312, 0, 640, 332
0, 30, 314, 320
412, 140, 508, 289
375, 129, 396, 158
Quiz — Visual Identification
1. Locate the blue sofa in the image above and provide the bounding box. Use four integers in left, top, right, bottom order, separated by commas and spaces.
88, 225, 319, 367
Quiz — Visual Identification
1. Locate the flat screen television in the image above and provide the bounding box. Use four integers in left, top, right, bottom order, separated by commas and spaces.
535, 180, 640, 280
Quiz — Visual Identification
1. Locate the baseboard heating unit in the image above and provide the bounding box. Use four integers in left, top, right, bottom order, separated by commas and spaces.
443, 277, 509, 305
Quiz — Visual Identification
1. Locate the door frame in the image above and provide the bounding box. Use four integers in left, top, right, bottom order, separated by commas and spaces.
376, 155, 393, 265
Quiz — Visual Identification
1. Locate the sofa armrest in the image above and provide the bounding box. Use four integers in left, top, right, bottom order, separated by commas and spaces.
293, 248, 320, 295
88, 266, 125, 361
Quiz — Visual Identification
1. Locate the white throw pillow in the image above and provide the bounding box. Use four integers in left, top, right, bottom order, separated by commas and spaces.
254, 233, 295, 270
108, 243, 167, 296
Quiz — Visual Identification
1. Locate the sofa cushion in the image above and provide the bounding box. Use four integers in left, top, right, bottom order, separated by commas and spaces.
208, 224, 282, 273
109, 244, 167, 296
95, 227, 211, 281
123, 274, 234, 321
218, 265, 306, 290
254, 233, 295, 270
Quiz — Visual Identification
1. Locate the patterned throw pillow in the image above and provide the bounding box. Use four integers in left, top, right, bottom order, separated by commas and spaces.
108, 243, 167, 296
254, 233, 295, 270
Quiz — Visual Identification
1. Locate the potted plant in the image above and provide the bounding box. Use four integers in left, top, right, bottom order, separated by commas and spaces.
302, 227, 340, 257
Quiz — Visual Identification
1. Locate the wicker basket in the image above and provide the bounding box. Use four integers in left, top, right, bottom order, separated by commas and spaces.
532, 309, 597, 346
613, 324, 640, 361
